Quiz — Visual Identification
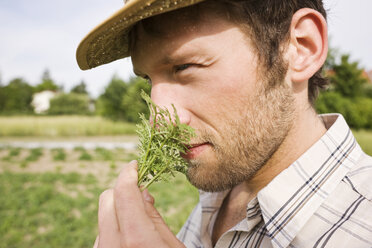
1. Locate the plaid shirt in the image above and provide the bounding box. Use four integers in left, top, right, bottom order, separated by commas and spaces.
177, 114, 372, 248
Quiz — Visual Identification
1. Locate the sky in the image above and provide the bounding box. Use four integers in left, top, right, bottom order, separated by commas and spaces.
0, 0, 371, 98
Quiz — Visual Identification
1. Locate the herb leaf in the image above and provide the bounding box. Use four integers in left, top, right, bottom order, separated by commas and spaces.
136, 91, 195, 189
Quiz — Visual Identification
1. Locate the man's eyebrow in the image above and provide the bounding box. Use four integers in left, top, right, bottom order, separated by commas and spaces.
160, 55, 178, 65
160, 49, 202, 65
132, 55, 177, 76
133, 50, 205, 76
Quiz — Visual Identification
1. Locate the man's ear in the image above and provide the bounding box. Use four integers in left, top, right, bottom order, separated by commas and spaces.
288, 8, 328, 83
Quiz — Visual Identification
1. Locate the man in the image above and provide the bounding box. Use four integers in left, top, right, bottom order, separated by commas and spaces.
77, 0, 372, 247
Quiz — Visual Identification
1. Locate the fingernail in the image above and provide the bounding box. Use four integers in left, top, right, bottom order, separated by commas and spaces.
128, 160, 138, 170
142, 189, 153, 202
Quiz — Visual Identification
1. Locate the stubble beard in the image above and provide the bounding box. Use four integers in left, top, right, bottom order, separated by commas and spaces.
186, 81, 296, 192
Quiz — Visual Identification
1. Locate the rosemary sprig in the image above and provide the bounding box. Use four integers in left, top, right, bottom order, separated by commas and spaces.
136, 91, 195, 189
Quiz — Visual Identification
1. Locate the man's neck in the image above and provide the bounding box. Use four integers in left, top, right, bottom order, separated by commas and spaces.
212, 183, 254, 246
212, 107, 327, 245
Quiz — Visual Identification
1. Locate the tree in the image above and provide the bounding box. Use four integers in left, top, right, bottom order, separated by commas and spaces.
48, 93, 90, 115
34, 69, 59, 93
97, 75, 152, 122
0, 85, 5, 112
96, 75, 128, 120
324, 47, 339, 71
317, 51, 372, 129
121, 77, 151, 122
363, 84, 372, 99
1, 78, 33, 113
71, 80, 88, 95
330, 55, 368, 98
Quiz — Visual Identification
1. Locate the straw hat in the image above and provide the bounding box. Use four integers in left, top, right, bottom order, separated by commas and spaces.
76, 0, 206, 70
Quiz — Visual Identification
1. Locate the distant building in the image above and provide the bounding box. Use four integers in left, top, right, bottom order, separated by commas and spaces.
88, 99, 96, 113
31, 90, 57, 114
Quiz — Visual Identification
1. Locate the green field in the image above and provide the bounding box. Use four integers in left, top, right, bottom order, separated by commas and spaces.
0, 116, 371, 248
0, 116, 136, 136
0, 146, 198, 248
0, 171, 198, 248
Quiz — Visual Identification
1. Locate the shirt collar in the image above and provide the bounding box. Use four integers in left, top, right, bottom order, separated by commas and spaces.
197, 114, 362, 248
257, 114, 362, 248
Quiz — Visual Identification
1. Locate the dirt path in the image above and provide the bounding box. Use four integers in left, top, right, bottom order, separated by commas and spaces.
0, 135, 138, 150
0, 145, 138, 187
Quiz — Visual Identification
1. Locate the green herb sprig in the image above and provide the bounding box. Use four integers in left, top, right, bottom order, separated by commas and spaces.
136, 91, 195, 189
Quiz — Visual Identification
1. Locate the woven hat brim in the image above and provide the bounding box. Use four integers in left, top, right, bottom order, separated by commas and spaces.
76, 0, 206, 70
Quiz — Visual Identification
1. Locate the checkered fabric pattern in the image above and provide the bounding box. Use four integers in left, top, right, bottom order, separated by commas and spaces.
177, 114, 372, 248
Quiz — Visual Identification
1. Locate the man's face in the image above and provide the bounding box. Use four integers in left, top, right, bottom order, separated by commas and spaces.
131, 8, 295, 192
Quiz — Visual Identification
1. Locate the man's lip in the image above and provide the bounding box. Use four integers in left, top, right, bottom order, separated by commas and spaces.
187, 143, 207, 149
182, 142, 209, 159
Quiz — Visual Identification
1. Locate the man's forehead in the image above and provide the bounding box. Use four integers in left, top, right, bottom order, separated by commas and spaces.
135, 6, 204, 39
131, 15, 242, 75
132, 13, 237, 58
133, 0, 233, 39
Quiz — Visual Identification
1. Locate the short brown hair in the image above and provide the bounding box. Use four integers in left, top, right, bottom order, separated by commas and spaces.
205, 0, 328, 105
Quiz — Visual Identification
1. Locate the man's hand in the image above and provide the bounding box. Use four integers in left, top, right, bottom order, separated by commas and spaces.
93, 160, 185, 248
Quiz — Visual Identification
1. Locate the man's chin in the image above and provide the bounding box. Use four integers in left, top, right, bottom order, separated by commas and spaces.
186, 166, 240, 192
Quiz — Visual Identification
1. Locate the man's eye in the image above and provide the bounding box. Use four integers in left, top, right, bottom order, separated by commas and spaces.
174, 64, 193, 72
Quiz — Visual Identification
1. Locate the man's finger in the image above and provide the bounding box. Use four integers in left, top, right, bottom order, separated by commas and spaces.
114, 161, 163, 247
97, 189, 121, 248
142, 189, 185, 247
142, 189, 166, 226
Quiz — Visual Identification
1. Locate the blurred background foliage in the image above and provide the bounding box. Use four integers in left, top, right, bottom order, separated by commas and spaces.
0, 48, 371, 129
315, 49, 372, 129
0, 69, 151, 123
95, 76, 151, 122
49, 93, 91, 116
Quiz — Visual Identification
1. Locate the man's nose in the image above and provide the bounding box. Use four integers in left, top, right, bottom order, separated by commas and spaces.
150, 83, 191, 125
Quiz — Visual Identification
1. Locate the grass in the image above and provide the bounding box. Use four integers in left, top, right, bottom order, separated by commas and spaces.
0, 170, 198, 248
51, 148, 66, 161
79, 152, 93, 161
74, 147, 93, 161
352, 129, 372, 156
0, 146, 199, 247
0, 116, 136, 137
0, 172, 101, 248
2, 147, 22, 161
25, 148, 43, 162
94, 147, 113, 161
9, 148, 21, 157
109, 161, 117, 170
0, 126, 370, 248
